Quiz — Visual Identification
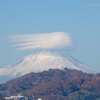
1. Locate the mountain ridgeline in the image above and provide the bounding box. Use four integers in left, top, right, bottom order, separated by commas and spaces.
1, 68, 100, 100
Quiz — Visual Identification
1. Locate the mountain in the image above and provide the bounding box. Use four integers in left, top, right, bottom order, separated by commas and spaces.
0, 49, 98, 83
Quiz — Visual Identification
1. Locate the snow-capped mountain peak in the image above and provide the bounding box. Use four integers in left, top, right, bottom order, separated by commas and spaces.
0, 49, 99, 83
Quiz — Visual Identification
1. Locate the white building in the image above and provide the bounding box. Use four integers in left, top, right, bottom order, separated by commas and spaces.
5, 94, 42, 100
5, 94, 25, 100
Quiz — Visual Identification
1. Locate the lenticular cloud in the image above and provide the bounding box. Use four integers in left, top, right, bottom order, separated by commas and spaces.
9, 32, 73, 50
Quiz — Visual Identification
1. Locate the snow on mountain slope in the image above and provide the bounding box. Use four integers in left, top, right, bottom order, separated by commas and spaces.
0, 50, 99, 83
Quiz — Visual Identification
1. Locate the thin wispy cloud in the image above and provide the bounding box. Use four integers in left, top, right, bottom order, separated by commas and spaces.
8, 32, 73, 51
89, 3, 100, 7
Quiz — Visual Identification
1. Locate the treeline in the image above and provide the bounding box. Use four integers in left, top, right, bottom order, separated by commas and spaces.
25, 77, 100, 100
0, 68, 100, 100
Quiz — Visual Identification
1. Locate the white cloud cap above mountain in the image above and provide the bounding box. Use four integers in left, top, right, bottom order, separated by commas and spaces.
9, 32, 73, 50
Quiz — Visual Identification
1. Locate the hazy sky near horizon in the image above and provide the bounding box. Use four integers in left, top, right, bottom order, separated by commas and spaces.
0, 0, 100, 70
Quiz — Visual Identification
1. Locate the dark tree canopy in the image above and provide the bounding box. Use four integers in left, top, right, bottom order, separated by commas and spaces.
0, 68, 100, 100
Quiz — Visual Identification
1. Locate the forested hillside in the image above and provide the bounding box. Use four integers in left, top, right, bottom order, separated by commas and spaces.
0, 68, 100, 100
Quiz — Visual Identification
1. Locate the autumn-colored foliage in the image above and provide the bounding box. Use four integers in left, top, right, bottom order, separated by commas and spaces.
1, 68, 100, 99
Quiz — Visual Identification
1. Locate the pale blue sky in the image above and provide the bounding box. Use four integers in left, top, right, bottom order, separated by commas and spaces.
0, 0, 100, 70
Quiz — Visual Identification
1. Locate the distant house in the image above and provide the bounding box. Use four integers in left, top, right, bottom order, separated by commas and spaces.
5, 94, 25, 100
5, 94, 42, 100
